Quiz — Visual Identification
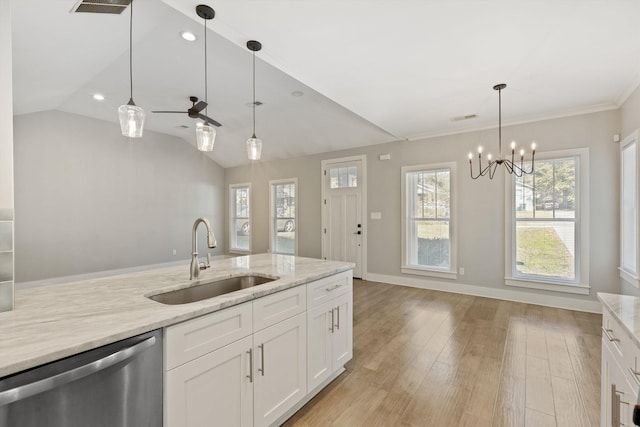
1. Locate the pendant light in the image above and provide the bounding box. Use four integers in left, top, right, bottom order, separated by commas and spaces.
246, 40, 262, 160
195, 5, 216, 152
118, 0, 145, 138
468, 84, 536, 180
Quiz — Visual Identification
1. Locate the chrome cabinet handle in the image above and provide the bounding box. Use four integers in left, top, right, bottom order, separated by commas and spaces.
630, 367, 640, 388
326, 284, 342, 292
247, 348, 253, 383
603, 327, 621, 343
612, 384, 620, 426
336, 306, 340, 330
330, 309, 335, 333
258, 344, 265, 376
0, 335, 156, 406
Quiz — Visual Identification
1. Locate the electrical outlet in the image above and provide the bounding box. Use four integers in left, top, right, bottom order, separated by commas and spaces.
459, 267, 464, 275
172, 249, 177, 255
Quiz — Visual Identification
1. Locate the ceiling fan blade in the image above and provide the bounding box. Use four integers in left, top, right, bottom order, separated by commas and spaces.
151, 110, 188, 114
192, 101, 207, 113
197, 113, 222, 127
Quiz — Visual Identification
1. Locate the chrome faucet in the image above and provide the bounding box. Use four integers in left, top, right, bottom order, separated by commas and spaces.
190, 217, 217, 280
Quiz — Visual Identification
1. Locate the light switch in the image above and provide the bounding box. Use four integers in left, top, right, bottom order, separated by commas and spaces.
370, 212, 382, 220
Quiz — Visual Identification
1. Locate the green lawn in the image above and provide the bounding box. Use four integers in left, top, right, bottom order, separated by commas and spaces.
516, 227, 573, 278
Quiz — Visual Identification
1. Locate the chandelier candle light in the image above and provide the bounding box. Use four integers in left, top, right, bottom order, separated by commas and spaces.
195, 4, 216, 152
118, 0, 145, 138
469, 84, 536, 180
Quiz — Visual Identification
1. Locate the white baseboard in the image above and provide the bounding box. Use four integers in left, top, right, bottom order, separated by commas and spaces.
364, 272, 602, 314
15, 255, 230, 290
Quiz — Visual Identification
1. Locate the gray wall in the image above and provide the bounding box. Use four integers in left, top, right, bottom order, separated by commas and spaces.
226, 109, 621, 302
0, 0, 14, 311
619, 85, 640, 296
14, 110, 225, 283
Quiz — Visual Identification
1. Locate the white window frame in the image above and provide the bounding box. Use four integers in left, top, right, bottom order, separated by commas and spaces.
620, 131, 640, 287
401, 162, 457, 280
504, 147, 590, 295
269, 178, 298, 255
229, 183, 251, 254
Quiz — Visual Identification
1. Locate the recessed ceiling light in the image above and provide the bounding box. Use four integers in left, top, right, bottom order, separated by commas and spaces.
92, 93, 105, 101
291, 91, 304, 97
181, 31, 196, 42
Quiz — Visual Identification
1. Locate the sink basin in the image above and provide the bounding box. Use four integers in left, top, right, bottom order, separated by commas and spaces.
148, 275, 277, 305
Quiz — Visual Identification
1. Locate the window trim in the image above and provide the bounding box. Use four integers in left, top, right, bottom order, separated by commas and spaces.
504, 147, 590, 295
229, 183, 252, 254
269, 178, 298, 256
620, 130, 640, 288
401, 162, 457, 280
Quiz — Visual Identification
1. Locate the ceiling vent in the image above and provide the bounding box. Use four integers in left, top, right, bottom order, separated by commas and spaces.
71, 0, 131, 14
451, 114, 478, 122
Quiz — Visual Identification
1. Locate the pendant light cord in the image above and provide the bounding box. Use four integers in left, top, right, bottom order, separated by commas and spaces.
498, 87, 502, 158
129, 0, 133, 101
204, 17, 208, 118
252, 50, 256, 137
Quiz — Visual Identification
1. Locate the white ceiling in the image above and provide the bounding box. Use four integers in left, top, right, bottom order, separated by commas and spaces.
12, 0, 640, 167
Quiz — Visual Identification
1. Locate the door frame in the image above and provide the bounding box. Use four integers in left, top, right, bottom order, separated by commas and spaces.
321, 155, 367, 279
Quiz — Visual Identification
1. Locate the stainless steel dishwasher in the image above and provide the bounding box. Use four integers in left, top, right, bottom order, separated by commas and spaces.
0, 329, 162, 427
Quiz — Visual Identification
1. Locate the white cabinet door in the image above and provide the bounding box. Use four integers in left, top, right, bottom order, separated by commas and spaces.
331, 292, 353, 369
253, 312, 307, 427
165, 335, 253, 427
307, 301, 333, 391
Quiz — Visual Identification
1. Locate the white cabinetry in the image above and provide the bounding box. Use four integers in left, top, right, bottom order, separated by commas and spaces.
163, 270, 352, 427
306, 273, 353, 391
601, 309, 640, 427
253, 313, 306, 427
165, 285, 307, 427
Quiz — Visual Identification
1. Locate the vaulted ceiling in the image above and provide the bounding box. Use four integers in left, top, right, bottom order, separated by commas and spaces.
12, 0, 640, 167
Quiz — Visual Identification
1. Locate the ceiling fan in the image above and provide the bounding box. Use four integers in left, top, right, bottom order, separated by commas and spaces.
152, 96, 222, 127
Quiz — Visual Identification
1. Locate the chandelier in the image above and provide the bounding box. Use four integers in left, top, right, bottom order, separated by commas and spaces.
469, 84, 536, 179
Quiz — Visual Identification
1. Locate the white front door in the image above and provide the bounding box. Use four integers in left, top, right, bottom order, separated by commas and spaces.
322, 158, 364, 278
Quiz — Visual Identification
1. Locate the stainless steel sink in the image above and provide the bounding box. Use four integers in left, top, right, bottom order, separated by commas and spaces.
148, 275, 277, 305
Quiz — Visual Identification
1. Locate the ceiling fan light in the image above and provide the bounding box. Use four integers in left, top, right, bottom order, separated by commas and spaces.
246, 136, 262, 160
118, 100, 145, 138
196, 122, 216, 151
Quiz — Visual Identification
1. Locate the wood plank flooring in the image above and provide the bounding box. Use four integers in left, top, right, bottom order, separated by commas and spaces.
283, 279, 602, 427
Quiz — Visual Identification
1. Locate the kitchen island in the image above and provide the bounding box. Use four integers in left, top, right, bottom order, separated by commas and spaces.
0, 254, 353, 378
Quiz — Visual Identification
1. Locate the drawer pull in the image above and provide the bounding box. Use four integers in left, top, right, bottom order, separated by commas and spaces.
326, 284, 342, 292
630, 367, 640, 388
258, 344, 265, 376
246, 348, 253, 383
603, 327, 621, 343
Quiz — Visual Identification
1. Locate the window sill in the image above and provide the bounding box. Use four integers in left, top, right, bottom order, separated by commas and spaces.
505, 277, 590, 295
229, 249, 251, 255
620, 268, 640, 289
401, 266, 457, 280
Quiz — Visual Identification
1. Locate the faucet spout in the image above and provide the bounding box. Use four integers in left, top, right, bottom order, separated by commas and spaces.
190, 217, 217, 280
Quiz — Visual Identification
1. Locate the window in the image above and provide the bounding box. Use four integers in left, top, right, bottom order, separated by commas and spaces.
401, 162, 457, 279
506, 148, 589, 294
329, 166, 358, 189
621, 131, 639, 286
270, 179, 297, 255
229, 184, 250, 253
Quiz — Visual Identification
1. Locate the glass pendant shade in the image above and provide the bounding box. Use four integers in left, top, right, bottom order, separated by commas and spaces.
118, 100, 145, 138
246, 135, 262, 160
196, 122, 216, 152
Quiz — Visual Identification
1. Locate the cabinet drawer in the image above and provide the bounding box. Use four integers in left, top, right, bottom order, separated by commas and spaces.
307, 271, 352, 308
253, 286, 306, 332
165, 302, 253, 371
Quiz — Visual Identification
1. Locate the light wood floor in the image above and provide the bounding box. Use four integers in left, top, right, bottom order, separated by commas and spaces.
283, 279, 602, 427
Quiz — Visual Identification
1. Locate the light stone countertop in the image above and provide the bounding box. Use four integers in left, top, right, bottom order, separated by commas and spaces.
0, 254, 353, 378
598, 292, 640, 347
